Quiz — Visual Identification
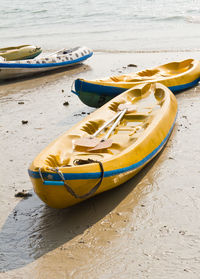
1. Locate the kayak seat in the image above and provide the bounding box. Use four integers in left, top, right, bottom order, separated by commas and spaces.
160, 59, 193, 74
45, 154, 70, 168
137, 69, 160, 77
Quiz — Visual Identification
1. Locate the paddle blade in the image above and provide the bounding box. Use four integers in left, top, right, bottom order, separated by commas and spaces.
74, 137, 100, 148
88, 139, 113, 151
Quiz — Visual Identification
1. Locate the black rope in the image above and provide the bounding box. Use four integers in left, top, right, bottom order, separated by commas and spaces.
56, 159, 104, 199
73, 158, 97, 165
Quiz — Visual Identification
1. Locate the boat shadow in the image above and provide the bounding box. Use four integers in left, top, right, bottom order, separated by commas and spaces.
0, 63, 91, 86
0, 153, 161, 272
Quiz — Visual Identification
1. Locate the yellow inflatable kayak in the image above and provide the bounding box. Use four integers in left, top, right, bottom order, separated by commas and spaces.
28, 83, 177, 209
0, 45, 42, 61
73, 58, 200, 107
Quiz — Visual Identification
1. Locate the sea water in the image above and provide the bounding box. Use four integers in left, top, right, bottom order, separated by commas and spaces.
0, 0, 200, 52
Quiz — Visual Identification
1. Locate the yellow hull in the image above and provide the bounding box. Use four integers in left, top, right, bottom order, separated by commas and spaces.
83, 59, 200, 89
0, 45, 42, 61
73, 59, 200, 107
28, 83, 177, 208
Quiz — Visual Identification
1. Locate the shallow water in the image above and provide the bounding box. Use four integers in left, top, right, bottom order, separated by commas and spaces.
1, 0, 200, 52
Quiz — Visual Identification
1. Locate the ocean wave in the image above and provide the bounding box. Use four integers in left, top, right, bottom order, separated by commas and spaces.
94, 49, 200, 54
185, 16, 200, 24
152, 15, 185, 22
32, 10, 48, 14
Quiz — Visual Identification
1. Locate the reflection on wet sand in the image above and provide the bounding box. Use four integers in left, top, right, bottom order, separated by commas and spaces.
0, 64, 91, 99
0, 157, 158, 272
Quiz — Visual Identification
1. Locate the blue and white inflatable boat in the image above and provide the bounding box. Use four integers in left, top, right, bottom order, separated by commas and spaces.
0, 46, 93, 80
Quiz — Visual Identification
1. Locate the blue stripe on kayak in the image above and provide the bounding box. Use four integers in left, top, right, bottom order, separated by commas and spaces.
74, 78, 125, 96
168, 77, 200, 92
0, 52, 93, 68
73, 77, 200, 97
28, 115, 176, 182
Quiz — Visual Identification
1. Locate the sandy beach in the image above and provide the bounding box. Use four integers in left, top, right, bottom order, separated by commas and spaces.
1, 51, 200, 278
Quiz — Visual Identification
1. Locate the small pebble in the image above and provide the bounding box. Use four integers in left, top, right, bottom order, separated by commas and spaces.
179, 230, 186, 235
15, 190, 32, 198
127, 64, 137, 67
63, 101, 69, 106
78, 240, 85, 244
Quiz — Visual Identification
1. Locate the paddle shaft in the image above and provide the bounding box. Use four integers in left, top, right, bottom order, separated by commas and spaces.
45, 48, 66, 58
104, 109, 126, 140
93, 110, 124, 137
88, 106, 135, 150
75, 104, 136, 149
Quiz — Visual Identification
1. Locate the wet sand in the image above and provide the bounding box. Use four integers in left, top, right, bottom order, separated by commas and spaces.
0, 51, 200, 278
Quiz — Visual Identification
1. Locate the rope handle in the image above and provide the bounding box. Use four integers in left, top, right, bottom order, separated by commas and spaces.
38, 159, 104, 199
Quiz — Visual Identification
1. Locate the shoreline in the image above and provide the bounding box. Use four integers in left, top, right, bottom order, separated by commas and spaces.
95, 49, 200, 53
0, 51, 200, 278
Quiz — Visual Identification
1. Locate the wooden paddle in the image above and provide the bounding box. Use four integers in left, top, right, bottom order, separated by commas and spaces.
74, 110, 124, 148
